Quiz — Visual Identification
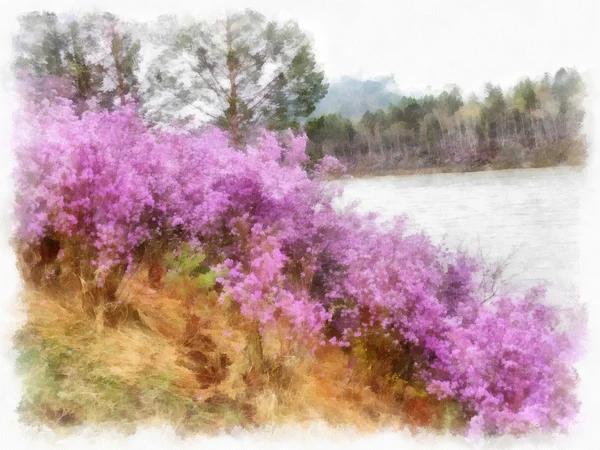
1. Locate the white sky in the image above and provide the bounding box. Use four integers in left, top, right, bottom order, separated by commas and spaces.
2, 0, 599, 97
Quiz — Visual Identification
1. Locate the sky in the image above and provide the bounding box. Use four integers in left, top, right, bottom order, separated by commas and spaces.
2, 0, 598, 97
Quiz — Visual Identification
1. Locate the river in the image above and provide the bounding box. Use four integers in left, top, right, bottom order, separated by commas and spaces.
335, 166, 585, 305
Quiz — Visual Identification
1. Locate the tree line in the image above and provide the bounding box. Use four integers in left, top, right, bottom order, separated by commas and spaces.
13, 10, 586, 171
13, 10, 327, 148
305, 71, 586, 172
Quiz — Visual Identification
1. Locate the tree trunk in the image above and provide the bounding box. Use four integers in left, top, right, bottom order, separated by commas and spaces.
111, 29, 127, 105
225, 17, 242, 148
148, 258, 165, 290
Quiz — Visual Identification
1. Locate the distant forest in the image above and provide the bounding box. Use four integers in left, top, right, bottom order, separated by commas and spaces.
306, 69, 586, 174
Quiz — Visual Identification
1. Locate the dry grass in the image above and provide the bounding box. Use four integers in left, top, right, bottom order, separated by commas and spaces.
14, 266, 468, 436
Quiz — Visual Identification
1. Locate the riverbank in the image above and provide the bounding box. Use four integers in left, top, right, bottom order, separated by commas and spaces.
344, 162, 516, 179
341, 160, 585, 179
333, 138, 588, 179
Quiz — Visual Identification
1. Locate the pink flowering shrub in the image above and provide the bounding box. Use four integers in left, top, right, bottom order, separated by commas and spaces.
421, 289, 583, 436
215, 223, 331, 347
13, 98, 164, 288
15, 72, 77, 105
13, 89, 585, 436
314, 154, 348, 177
309, 213, 583, 436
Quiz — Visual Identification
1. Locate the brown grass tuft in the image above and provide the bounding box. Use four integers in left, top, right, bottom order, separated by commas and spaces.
14, 267, 468, 436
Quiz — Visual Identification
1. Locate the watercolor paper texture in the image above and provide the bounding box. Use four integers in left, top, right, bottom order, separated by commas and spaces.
1, 1, 599, 448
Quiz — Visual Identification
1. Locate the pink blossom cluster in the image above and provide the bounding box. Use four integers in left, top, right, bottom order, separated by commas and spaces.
215, 223, 331, 346
314, 154, 348, 177
303, 211, 583, 435
13, 98, 161, 282
13, 93, 585, 436
422, 289, 584, 436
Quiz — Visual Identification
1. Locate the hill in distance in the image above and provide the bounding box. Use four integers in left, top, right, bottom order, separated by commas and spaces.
312, 75, 407, 120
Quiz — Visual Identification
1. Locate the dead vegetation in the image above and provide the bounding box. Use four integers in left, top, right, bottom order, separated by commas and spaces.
13, 259, 469, 437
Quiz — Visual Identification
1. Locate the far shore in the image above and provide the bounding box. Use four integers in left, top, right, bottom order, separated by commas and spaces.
337, 161, 585, 179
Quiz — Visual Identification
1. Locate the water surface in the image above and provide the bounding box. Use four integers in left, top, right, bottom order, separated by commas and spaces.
335, 166, 584, 304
